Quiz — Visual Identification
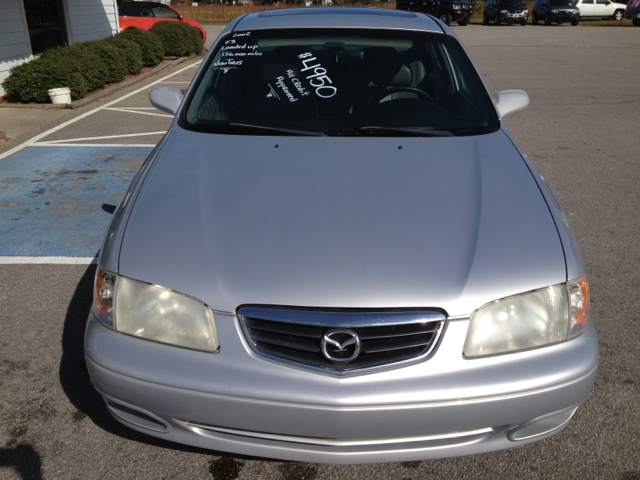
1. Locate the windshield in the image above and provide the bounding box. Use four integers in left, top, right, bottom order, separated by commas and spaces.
497, 0, 524, 6
549, 0, 574, 5
181, 29, 498, 137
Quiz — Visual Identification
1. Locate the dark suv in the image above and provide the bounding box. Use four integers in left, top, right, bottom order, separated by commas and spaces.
396, 0, 475, 25
483, 0, 529, 24
532, 0, 580, 24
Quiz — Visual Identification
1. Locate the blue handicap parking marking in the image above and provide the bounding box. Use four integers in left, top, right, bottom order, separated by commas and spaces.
0, 146, 153, 257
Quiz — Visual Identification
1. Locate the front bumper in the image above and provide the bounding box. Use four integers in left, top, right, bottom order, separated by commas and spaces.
499, 11, 529, 21
550, 11, 580, 21
85, 314, 598, 464
451, 10, 473, 21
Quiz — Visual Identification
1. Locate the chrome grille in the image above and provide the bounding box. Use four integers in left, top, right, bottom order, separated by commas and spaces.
239, 307, 445, 373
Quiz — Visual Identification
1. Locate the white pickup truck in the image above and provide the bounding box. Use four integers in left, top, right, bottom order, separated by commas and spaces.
574, 0, 628, 20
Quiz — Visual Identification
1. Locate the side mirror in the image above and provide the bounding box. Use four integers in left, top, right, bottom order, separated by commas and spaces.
150, 87, 183, 115
494, 90, 529, 118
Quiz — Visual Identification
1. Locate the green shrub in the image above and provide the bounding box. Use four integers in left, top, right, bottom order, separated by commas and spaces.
107, 37, 144, 75
116, 28, 165, 67
80, 40, 128, 84
1, 56, 87, 103
149, 21, 203, 57
40, 44, 108, 91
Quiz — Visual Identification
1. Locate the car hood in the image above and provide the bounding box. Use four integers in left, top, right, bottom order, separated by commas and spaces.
119, 128, 566, 317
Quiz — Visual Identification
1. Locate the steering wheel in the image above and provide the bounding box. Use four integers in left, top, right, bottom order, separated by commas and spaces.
371, 87, 435, 105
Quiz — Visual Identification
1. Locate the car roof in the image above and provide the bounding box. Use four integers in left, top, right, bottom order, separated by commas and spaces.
233, 7, 445, 33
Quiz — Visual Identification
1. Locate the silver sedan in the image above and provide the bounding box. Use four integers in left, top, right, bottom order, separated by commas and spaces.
85, 7, 598, 464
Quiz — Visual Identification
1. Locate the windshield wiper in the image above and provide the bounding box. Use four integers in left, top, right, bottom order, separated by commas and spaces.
189, 122, 326, 137
326, 126, 454, 137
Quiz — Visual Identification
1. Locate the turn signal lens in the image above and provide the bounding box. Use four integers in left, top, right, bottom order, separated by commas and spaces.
92, 268, 117, 328
568, 276, 590, 338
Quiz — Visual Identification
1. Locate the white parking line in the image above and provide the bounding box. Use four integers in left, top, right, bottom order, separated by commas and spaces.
43, 132, 167, 144
0, 59, 202, 161
104, 108, 174, 118
0, 256, 97, 265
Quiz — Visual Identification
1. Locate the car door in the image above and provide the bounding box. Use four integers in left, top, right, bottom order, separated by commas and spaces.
485, 0, 496, 19
578, 0, 595, 16
594, 0, 613, 16
535, 0, 546, 17
423, 0, 438, 15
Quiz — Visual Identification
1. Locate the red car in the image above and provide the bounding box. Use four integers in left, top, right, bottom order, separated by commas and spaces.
118, 1, 207, 42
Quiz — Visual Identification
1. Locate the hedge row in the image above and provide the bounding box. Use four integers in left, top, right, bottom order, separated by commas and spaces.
2, 22, 202, 104
149, 21, 203, 57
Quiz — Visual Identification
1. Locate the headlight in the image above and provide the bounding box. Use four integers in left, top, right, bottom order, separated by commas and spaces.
551, 9, 559, 12
453, 4, 460, 8
523, 10, 528, 15
93, 268, 219, 352
463, 277, 590, 358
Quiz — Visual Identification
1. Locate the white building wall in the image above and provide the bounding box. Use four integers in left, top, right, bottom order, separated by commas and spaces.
0, 0, 33, 96
65, 0, 119, 43
0, 0, 120, 96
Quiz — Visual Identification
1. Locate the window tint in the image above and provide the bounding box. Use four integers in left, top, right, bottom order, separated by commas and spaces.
181, 29, 498, 137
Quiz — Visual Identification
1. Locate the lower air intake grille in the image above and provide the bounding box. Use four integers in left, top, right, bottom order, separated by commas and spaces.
239, 307, 445, 373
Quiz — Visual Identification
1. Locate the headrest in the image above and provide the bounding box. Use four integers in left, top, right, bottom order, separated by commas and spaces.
373, 62, 412, 87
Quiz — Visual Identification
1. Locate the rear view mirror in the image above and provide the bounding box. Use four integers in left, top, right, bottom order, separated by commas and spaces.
150, 87, 184, 115
494, 90, 529, 118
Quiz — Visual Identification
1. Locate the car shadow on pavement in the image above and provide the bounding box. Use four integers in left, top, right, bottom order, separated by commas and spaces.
0, 444, 43, 480
58, 264, 270, 463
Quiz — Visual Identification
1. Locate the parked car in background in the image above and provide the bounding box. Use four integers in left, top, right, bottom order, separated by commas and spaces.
624, 0, 640, 24
532, 0, 581, 24
118, 1, 207, 41
483, 0, 529, 24
573, 0, 627, 20
86, 7, 598, 464
396, 0, 475, 25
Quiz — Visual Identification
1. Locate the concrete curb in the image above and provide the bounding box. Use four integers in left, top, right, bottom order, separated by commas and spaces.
0, 56, 191, 110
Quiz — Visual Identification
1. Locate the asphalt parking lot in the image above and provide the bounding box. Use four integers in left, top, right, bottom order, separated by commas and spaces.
1, 23, 639, 480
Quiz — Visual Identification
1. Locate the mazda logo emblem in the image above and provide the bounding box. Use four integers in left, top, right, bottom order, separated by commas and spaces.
321, 329, 361, 363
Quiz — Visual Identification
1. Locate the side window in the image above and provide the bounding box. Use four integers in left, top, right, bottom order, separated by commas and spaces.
583, 0, 593, 4
141, 8, 153, 17
596, 0, 607, 3
153, 6, 181, 19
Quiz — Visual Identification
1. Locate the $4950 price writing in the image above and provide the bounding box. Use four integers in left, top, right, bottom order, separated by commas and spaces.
298, 53, 337, 99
